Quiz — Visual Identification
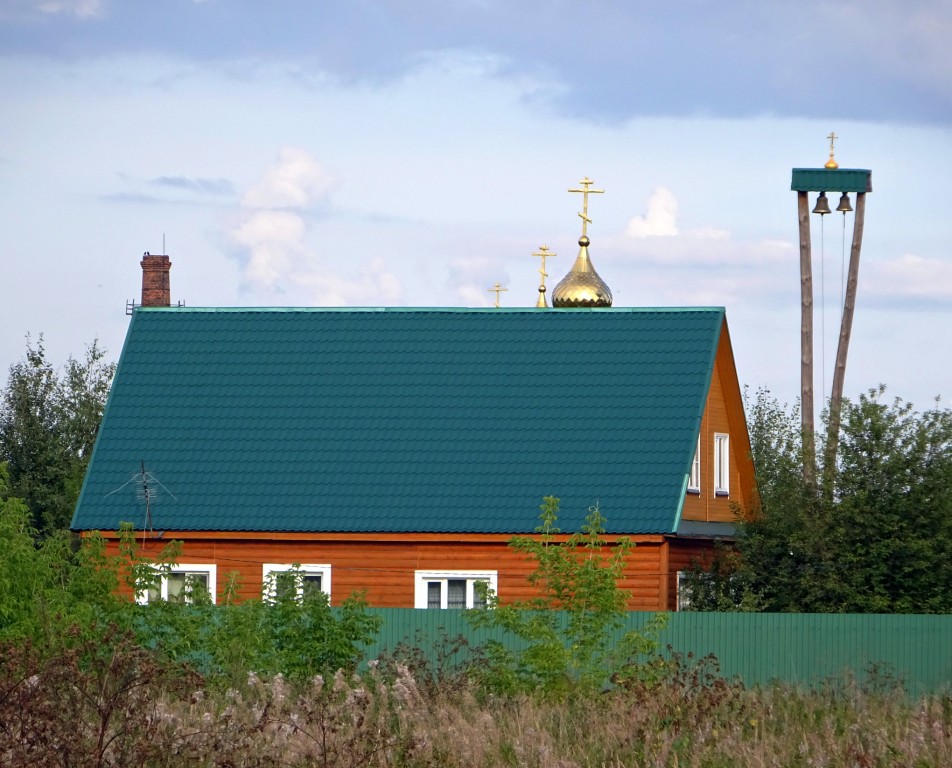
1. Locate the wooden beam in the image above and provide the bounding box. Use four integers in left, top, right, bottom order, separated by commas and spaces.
824, 192, 866, 486
797, 191, 815, 483
659, 539, 670, 610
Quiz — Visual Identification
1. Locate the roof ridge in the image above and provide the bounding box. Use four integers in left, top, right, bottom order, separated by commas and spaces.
134, 306, 727, 314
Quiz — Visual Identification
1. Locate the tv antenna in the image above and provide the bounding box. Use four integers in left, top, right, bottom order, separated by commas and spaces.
105, 461, 177, 543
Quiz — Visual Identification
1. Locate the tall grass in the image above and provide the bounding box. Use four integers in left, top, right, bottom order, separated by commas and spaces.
3, 636, 950, 767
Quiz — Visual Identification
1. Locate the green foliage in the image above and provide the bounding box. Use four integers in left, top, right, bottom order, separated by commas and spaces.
679, 541, 760, 612
126, 565, 381, 684
0, 468, 125, 646
255, 567, 382, 680
116, 522, 183, 603
687, 386, 952, 613
468, 496, 666, 697
0, 494, 381, 681
825, 388, 952, 612
0, 336, 115, 536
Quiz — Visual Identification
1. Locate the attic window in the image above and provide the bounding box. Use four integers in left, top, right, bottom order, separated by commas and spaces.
714, 433, 729, 496
414, 570, 497, 609
688, 435, 701, 493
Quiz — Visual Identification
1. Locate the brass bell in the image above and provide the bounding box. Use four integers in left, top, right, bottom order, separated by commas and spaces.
812, 191, 831, 215
836, 192, 852, 213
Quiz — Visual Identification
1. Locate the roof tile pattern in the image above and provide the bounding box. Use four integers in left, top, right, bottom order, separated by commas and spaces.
71, 308, 723, 535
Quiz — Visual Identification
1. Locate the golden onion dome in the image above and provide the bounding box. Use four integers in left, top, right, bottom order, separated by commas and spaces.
551, 236, 613, 308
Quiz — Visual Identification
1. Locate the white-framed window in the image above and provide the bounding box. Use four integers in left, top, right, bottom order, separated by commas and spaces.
714, 432, 730, 496
688, 434, 701, 493
414, 570, 497, 609
262, 564, 332, 602
138, 564, 217, 604
676, 571, 693, 611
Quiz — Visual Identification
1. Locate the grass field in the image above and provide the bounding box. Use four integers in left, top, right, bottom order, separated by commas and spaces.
3, 636, 950, 767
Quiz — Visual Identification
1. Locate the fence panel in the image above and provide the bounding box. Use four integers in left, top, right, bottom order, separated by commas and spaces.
362, 609, 952, 696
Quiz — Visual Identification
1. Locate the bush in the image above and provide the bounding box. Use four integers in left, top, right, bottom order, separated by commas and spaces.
129, 566, 382, 685
467, 496, 666, 698
0, 628, 199, 768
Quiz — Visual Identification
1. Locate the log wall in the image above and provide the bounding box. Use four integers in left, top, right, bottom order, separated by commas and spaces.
98, 532, 676, 610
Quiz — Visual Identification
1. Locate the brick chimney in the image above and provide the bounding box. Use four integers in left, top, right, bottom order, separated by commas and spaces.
140, 252, 172, 307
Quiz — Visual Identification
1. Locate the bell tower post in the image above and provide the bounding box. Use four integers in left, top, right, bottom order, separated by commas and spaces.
791, 151, 871, 484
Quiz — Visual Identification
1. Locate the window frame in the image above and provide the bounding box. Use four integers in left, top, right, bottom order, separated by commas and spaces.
688, 433, 701, 493
413, 570, 498, 609
137, 564, 217, 605
674, 571, 710, 612
262, 563, 332, 602
714, 432, 730, 496
676, 570, 693, 611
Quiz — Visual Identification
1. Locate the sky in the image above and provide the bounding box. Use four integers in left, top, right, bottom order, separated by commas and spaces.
1, 0, 950, 414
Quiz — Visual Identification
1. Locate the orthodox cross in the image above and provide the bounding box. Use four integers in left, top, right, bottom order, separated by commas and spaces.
825, 131, 839, 169
568, 176, 604, 237
532, 244, 556, 285
488, 282, 508, 308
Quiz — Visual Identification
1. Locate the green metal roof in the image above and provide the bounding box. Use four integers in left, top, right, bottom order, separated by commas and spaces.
71, 307, 725, 536
674, 520, 736, 538
791, 168, 872, 193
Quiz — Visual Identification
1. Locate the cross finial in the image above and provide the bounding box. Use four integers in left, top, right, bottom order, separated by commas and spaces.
568, 176, 604, 237
532, 244, 557, 308
488, 281, 508, 308
825, 132, 839, 169
532, 244, 556, 283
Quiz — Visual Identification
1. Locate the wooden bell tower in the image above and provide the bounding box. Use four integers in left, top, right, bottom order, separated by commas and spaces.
791, 155, 872, 482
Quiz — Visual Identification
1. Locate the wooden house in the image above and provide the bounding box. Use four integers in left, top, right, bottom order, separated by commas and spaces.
71, 246, 755, 611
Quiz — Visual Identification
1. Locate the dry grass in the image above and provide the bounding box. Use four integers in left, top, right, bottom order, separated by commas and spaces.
2, 638, 950, 767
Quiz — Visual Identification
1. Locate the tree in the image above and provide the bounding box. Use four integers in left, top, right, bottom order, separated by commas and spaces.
0, 336, 115, 536
0, 463, 127, 646
827, 388, 952, 612
687, 387, 952, 613
468, 496, 666, 697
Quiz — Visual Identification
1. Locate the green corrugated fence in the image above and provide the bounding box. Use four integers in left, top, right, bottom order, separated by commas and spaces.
361, 610, 952, 696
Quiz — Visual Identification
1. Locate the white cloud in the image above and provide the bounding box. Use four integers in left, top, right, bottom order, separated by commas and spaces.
296, 258, 403, 306
241, 147, 335, 209
604, 229, 793, 269
33, 0, 101, 17
690, 226, 731, 241
864, 253, 952, 303
626, 187, 680, 238
447, 256, 508, 307
231, 210, 306, 289
230, 149, 402, 302
230, 148, 337, 291
458, 284, 493, 306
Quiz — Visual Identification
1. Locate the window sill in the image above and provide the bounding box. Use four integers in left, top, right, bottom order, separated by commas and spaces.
714, 490, 729, 497
686, 488, 700, 495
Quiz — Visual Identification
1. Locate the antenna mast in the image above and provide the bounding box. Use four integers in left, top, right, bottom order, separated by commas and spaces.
139, 460, 154, 544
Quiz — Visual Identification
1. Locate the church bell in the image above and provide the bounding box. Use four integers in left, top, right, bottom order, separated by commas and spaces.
812, 191, 832, 215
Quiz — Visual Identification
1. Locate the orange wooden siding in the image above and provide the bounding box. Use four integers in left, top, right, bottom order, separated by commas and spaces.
665, 538, 719, 611
96, 531, 678, 611
681, 319, 755, 523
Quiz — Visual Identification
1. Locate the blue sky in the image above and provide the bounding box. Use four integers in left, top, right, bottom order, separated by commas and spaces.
2, 0, 950, 410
